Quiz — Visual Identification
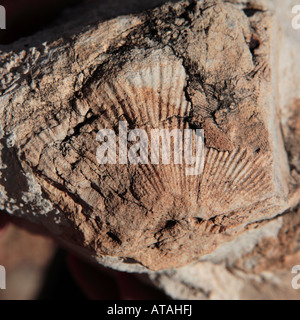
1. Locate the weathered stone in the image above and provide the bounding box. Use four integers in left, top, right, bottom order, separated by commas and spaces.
0, 0, 299, 298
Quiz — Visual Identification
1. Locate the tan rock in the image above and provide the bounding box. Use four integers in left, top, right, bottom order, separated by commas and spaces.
0, 0, 298, 284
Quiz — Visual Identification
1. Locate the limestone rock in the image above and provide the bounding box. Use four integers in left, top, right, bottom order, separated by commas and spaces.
0, 0, 299, 290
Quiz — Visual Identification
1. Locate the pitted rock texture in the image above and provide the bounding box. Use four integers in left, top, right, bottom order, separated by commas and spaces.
0, 0, 298, 273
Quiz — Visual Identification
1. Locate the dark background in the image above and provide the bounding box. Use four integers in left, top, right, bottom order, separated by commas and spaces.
0, 0, 82, 44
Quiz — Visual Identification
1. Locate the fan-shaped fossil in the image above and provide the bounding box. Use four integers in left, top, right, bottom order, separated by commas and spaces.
0, 0, 293, 271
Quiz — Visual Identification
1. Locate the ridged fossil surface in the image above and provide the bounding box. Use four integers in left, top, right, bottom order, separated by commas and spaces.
0, 0, 296, 271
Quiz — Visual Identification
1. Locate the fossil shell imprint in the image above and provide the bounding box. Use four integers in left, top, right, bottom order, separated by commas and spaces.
81, 48, 275, 219
5, 0, 290, 271
14, 43, 286, 270
15, 46, 286, 270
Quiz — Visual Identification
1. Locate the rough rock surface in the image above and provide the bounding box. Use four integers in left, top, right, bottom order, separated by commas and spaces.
0, 0, 299, 298
150, 0, 300, 299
